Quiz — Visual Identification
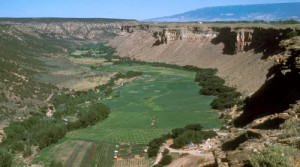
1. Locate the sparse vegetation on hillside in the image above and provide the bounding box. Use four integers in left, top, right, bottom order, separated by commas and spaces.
250, 145, 294, 167
0, 24, 71, 119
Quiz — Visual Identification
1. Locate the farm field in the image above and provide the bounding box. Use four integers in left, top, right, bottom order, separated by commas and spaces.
66, 64, 222, 144
33, 139, 115, 167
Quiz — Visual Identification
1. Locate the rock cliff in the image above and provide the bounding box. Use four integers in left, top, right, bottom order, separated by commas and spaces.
110, 24, 299, 97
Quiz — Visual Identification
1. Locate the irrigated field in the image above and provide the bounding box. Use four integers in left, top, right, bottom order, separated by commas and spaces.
33, 139, 115, 167
66, 64, 222, 144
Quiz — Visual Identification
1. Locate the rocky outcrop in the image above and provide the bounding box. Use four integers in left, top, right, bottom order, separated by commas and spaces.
1, 18, 138, 40
234, 29, 253, 53
214, 100, 300, 167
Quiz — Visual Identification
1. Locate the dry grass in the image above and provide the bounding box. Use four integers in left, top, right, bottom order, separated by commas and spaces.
58, 74, 114, 91
69, 57, 105, 65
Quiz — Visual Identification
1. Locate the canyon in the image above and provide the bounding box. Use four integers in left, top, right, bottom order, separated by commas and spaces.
0, 18, 299, 166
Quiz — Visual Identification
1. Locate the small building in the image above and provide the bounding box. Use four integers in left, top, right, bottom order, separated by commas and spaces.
113, 150, 118, 160
63, 119, 68, 125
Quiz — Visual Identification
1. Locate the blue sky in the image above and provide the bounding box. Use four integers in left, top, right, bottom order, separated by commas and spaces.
0, 0, 299, 20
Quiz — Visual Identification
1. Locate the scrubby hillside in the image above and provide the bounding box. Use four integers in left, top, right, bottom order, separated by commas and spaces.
0, 24, 69, 121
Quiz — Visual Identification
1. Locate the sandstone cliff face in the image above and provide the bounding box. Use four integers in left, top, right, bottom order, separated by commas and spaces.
111, 24, 300, 97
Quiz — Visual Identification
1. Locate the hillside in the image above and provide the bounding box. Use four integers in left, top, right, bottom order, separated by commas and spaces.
146, 2, 300, 22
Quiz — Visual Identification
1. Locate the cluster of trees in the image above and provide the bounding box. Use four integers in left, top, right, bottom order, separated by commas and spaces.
77, 43, 105, 51
195, 70, 242, 110
115, 71, 143, 79
171, 124, 217, 149
67, 102, 110, 130
95, 71, 143, 95
1, 113, 67, 153
148, 135, 169, 158
0, 100, 110, 166
70, 42, 117, 58
52, 90, 98, 108
147, 124, 217, 157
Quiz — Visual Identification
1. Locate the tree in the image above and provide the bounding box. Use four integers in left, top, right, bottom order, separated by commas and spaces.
171, 128, 185, 138
287, 31, 298, 39
159, 155, 172, 165
184, 124, 203, 131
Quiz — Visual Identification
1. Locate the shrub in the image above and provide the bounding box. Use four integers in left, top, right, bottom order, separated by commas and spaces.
23, 145, 32, 158
49, 160, 63, 167
162, 148, 169, 156
250, 145, 293, 167
287, 31, 298, 39
0, 148, 12, 167
159, 155, 172, 165
280, 118, 300, 139
153, 164, 163, 167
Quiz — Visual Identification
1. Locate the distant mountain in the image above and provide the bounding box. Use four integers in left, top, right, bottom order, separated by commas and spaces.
146, 2, 300, 22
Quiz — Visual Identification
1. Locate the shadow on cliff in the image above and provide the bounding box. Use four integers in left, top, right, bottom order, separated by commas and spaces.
211, 27, 237, 55
246, 28, 296, 59
234, 50, 300, 127
211, 27, 299, 59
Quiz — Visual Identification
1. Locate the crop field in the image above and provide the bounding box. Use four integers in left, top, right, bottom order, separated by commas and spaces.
91, 142, 115, 167
114, 159, 150, 167
117, 144, 147, 159
66, 64, 222, 144
34, 139, 115, 167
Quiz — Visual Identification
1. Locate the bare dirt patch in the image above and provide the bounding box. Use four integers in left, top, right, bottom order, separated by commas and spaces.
167, 155, 204, 167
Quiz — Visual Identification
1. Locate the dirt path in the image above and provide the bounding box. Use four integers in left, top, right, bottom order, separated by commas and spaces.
44, 93, 54, 102
152, 138, 220, 166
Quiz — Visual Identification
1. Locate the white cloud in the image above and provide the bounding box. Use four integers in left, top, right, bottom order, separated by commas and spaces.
225, 13, 234, 16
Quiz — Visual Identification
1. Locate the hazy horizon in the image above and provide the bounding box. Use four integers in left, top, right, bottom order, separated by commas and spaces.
1, 0, 300, 20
